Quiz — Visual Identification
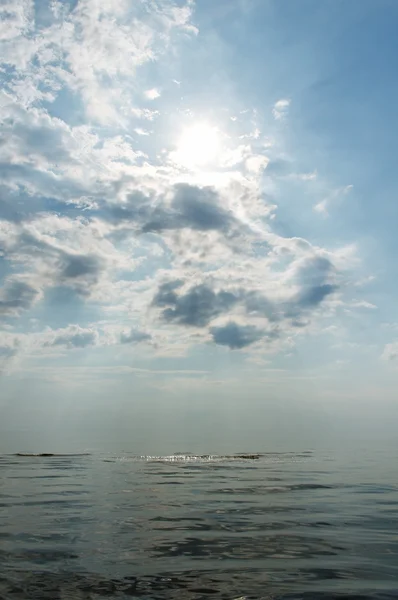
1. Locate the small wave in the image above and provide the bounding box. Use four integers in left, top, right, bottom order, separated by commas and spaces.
290, 483, 333, 491
1, 569, 397, 600
12, 453, 91, 457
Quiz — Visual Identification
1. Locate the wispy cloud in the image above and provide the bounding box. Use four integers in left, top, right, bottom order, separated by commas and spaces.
382, 342, 398, 361
134, 128, 150, 136
272, 98, 290, 120
314, 185, 353, 216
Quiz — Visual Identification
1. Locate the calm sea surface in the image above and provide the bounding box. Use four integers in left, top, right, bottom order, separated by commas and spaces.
1, 449, 398, 599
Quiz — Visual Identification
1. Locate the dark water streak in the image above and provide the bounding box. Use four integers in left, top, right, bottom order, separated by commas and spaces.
1, 451, 398, 599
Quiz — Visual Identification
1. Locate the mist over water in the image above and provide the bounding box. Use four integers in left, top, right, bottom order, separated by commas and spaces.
1, 448, 398, 599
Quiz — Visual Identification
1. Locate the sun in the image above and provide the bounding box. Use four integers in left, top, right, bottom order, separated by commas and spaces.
172, 123, 221, 168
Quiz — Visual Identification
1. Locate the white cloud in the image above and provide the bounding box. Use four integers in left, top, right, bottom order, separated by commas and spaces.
245, 155, 269, 174
131, 108, 160, 121
350, 300, 377, 309
314, 184, 353, 216
0, 332, 23, 373
135, 128, 150, 136
272, 98, 290, 120
289, 171, 317, 182
313, 198, 328, 215
382, 342, 398, 361
0, 0, 195, 124
145, 88, 161, 100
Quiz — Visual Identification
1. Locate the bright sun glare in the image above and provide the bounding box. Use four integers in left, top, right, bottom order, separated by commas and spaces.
173, 123, 221, 168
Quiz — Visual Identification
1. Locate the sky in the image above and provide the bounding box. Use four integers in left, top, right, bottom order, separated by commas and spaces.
1, 0, 398, 453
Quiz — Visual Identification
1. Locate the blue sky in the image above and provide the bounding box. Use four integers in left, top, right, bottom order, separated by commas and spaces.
1, 0, 398, 452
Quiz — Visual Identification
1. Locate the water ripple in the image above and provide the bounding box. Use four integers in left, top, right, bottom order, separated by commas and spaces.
1, 450, 398, 598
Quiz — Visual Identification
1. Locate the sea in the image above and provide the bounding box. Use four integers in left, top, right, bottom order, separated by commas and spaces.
1, 447, 398, 599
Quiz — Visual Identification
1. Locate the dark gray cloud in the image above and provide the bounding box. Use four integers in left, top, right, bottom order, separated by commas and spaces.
294, 283, 337, 309
108, 191, 152, 224
45, 328, 98, 349
211, 322, 264, 349
107, 184, 236, 236
245, 285, 336, 323
143, 184, 235, 234
151, 252, 339, 348
0, 279, 40, 316
0, 345, 18, 359
296, 256, 334, 286
13, 230, 56, 261
151, 279, 184, 307
244, 292, 280, 322
60, 254, 102, 279
153, 282, 239, 327
120, 328, 152, 344
1, 223, 107, 311
57, 254, 104, 295
12, 120, 71, 164
287, 255, 338, 315
0, 161, 87, 205
291, 319, 309, 328
9, 227, 106, 296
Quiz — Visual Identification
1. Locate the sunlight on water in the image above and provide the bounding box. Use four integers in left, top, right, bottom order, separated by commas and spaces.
113, 454, 264, 462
